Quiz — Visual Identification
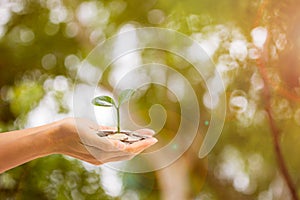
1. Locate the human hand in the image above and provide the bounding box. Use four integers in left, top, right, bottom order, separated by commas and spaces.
52, 118, 157, 165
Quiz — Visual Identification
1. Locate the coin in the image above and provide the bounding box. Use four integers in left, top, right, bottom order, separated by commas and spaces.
131, 132, 151, 139
96, 130, 116, 137
97, 130, 151, 143
107, 133, 128, 140
96, 131, 108, 137
126, 135, 142, 142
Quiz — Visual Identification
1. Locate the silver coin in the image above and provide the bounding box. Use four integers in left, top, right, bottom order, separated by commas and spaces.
96, 131, 108, 137
107, 133, 128, 140
126, 135, 142, 142
97, 130, 115, 136
131, 132, 151, 139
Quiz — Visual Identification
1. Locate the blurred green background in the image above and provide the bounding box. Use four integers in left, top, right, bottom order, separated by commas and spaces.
1, 0, 300, 199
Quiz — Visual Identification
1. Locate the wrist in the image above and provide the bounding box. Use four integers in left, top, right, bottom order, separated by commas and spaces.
48, 118, 77, 154
34, 122, 61, 156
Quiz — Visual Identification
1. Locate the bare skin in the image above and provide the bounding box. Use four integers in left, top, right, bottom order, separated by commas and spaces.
0, 118, 157, 173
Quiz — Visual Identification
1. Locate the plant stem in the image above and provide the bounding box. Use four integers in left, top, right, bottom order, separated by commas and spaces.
116, 106, 120, 133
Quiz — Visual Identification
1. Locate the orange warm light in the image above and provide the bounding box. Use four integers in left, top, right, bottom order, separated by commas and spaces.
254, 0, 300, 103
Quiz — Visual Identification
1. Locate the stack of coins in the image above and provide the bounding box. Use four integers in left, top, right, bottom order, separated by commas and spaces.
97, 130, 150, 144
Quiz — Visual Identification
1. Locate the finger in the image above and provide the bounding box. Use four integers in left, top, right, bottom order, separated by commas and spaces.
134, 129, 156, 136
124, 137, 158, 153
63, 149, 105, 166
105, 138, 128, 151
86, 146, 131, 162
81, 133, 126, 152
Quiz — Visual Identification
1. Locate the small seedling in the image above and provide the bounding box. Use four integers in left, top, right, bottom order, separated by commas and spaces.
92, 89, 135, 133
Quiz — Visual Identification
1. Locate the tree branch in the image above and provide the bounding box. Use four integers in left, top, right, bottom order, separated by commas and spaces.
253, 1, 298, 198
257, 52, 299, 200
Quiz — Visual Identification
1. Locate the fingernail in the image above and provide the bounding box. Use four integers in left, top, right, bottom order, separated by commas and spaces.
150, 138, 158, 144
141, 128, 156, 135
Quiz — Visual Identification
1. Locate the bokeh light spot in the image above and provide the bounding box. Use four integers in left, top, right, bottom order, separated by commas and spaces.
65, 22, 79, 38
229, 90, 248, 114
20, 28, 35, 44
42, 53, 57, 70
147, 9, 165, 25
44, 22, 59, 36
204, 120, 209, 126
172, 143, 178, 150
251, 26, 267, 49
0, 8, 11, 26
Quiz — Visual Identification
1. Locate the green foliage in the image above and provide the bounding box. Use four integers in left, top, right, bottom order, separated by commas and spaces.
9, 81, 44, 117
122, 172, 159, 200
92, 96, 116, 107
0, 155, 112, 200
92, 89, 135, 108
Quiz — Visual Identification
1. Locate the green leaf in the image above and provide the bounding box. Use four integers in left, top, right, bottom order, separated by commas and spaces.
118, 89, 135, 106
92, 96, 116, 107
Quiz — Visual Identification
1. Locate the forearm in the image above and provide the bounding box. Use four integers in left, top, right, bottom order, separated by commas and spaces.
0, 117, 157, 173
0, 123, 57, 173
